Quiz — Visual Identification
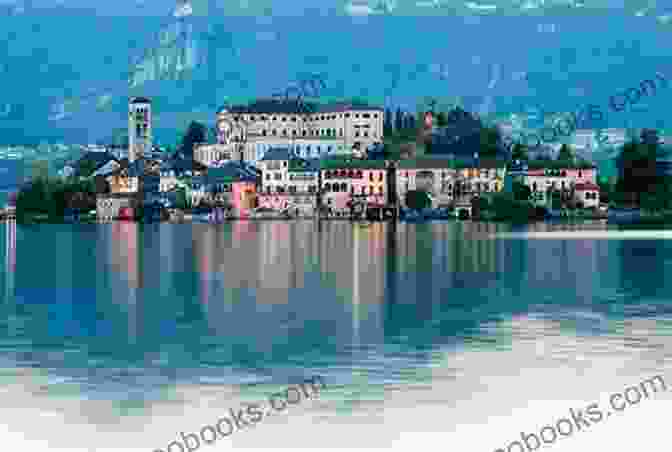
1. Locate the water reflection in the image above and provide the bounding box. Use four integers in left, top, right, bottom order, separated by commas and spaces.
0, 219, 670, 397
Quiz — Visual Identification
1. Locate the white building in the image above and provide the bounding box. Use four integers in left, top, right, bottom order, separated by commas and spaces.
194, 143, 237, 167
128, 97, 152, 162
216, 100, 384, 161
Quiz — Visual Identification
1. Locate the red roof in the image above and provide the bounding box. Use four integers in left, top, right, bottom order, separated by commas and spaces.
574, 182, 600, 191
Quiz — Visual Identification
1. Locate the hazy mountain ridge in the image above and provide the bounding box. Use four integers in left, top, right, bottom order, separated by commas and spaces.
0, 11, 669, 144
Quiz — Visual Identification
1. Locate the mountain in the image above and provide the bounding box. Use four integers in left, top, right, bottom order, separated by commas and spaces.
0, 5, 669, 145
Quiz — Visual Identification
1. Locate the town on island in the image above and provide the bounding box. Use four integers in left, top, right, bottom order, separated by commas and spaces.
2, 93, 670, 225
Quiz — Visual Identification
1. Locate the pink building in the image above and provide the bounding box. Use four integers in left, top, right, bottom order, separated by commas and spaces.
232, 181, 256, 217
574, 182, 601, 208
320, 160, 388, 216
524, 166, 597, 193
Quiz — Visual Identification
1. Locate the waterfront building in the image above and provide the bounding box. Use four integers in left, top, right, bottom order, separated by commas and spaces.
187, 162, 257, 216
256, 147, 293, 194
573, 182, 601, 208
128, 97, 152, 163
396, 158, 455, 208
216, 99, 384, 161
320, 158, 388, 217
257, 157, 320, 216
96, 193, 138, 221
193, 142, 237, 167
522, 161, 597, 194
396, 156, 506, 208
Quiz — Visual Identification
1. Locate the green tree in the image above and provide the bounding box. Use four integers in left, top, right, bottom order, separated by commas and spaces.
479, 126, 502, 156
179, 121, 208, 158
557, 144, 574, 162
31, 159, 50, 181
78, 159, 98, 178
511, 143, 528, 161
405, 190, 431, 211
512, 181, 532, 201
435, 112, 447, 127
174, 187, 189, 210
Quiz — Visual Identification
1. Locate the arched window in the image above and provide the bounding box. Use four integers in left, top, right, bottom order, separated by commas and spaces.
333, 183, 339, 193
340, 183, 347, 192
347, 170, 354, 178
356, 170, 363, 178
324, 183, 331, 192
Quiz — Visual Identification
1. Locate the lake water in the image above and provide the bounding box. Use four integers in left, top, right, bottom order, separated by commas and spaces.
0, 220, 670, 452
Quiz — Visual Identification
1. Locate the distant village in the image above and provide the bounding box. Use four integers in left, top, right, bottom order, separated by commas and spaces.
3, 94, 671, 224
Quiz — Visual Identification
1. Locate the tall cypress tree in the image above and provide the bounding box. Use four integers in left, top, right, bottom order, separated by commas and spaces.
394, 108, 403, 132
384, 108, 393, 136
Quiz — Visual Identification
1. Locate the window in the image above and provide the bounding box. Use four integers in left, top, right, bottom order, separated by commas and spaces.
356, 170, 363, 178
364, 132, 369, 137
265, 173, 270, 180
250, 115, 255, 121
374, 114, 378, 118
272, 129, 277, 136
378, 173, 383, 181
339, 129, 343, 136
283, 130, 287, 136
292, 117, 297, 122
274, 173, 282, 180
262, 130, 267, 136
369, 173, 374, 182
333, 183, 339, 193
324, 183, 331, 192
355, 114, 359, 118
289, 186, 296, 193
363, 113, 370, 118
340, 183, 347, 192
345, 113, 350, 118
303, 130, 307, 136
355, 132, 360, 137
282, 117, 286, 122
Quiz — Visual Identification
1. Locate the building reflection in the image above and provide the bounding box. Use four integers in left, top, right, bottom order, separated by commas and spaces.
3, 219, 15, 301
522, 222, 608, 304
109, 222, 141, 343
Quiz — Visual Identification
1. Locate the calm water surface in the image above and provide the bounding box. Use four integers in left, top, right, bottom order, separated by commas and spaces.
0, 220, 671, 451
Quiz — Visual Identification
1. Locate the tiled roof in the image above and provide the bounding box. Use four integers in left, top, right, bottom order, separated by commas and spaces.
226, 99, 382, 115
320, 158, 387, 170
574, 182, 600, 191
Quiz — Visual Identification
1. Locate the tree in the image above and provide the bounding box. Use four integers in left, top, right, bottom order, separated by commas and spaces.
405, 190, 431, 210
512, 181, 532, 201
179, 121, 208, 159
94, 175, 110, 194
479, 126, 502, 156
394, 108, 403, 132
436, 112, 447, 127
511, 143, 528, 161
31, 159, 50, 181
384, 108, 393, 136
78, 158, 98, 178
174, 187, 189, 210
557, 144, 574, 162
